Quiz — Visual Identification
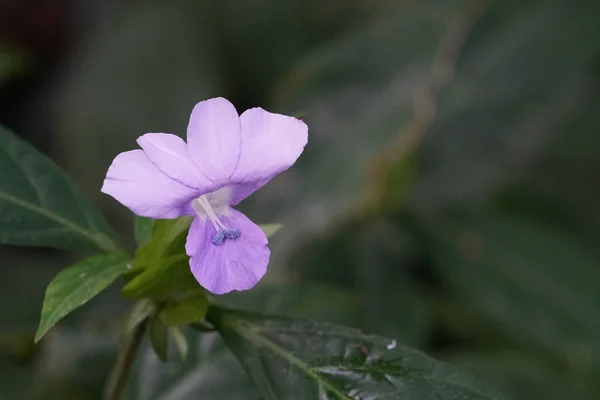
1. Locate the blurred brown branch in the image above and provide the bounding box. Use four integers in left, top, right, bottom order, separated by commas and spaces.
365, 0, 490, 212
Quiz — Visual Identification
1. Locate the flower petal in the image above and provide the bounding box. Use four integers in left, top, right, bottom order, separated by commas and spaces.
186, 97, 241, 184
229, 107, 307, 205
101, 150, 198, 218
186, 209, 269, 294
137, 133, 215, 192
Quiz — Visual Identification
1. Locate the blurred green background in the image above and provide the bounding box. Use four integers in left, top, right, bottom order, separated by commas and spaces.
1, 0, 600, 399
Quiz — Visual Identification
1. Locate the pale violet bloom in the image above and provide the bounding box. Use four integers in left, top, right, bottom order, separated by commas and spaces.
101, 97, 308, 294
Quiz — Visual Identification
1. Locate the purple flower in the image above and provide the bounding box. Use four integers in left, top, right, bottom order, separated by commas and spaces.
101, 98, 308, 294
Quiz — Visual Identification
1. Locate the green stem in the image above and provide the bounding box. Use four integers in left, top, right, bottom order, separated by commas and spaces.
104, 319, 147, 400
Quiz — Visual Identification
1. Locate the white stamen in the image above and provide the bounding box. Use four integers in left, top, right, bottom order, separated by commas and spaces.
192, 189, 241, 246
193, 195, 226, 231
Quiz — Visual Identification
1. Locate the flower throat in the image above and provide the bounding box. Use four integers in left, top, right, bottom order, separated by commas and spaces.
192, 195, 240, 245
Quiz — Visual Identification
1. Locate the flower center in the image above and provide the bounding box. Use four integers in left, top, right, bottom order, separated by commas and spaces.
191, 188, 240, 246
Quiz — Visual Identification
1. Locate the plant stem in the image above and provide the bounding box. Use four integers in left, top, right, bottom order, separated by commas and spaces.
104, 319, 148, 400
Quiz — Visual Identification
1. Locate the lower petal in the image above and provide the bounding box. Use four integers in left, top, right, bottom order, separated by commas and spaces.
185, 210, 269, 294
101, 150, 198, 218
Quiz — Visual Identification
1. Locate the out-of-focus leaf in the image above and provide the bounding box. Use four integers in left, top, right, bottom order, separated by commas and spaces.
219, 282, 358, 325
410, 0, 600, 209
259, 0, 600, 265
211, 307, 505, 399
259, 223, 283, 238
148, 315, 168, 362
448, 351, 596, 400
288, 219, 432, 347
35, 253, 130, 342
168, 326, 188, 361
260, 0, 469, 245
124, 329, 260, 400
34, 326, 117, 400
0, 43, 29, 84
57, 0, 225, 242
352, 219, 432, 346
0, 357, 34, 399
159, 294, 209, 326
134, 217, 154, 246
214, 0, 391, 100
497, 94, 600, 250
424, 212, 600, 375
0, 125, 120, 252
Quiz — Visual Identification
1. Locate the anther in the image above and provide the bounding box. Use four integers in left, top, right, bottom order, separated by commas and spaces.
193, 195, 242, 246
211, 229, 241, 246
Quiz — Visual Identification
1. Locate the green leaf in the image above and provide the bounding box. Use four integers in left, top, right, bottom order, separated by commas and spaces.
159, 294, 209, 325
135, 217, 192, 267
210, 307, 505, 400
259, 223, 283, 238
0, 125, 120, 252
149, 315, 168, 362
134, 216, 154, 246
124, 329, 260, 400
123, 217, 198, 299
123, 254, 199, 299
35, 253, 130, 342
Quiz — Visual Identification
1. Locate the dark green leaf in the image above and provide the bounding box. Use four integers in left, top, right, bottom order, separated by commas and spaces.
210, 307, 505, 400
134, 217, 154, 246
125, 329, 260, 400
149, 315, 168, 362
0, 125, 120, 252
448, 351, 596, 400
35, 253, 130, 342
159, 294, 209, 325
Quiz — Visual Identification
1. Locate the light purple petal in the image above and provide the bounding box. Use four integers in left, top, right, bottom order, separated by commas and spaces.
137, 133, 216, 192
229, 107, 307, 205
186, 97, 241, 184
186, 209, 269, 294
101, 150, 198, 218
227, 180, 269, 206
